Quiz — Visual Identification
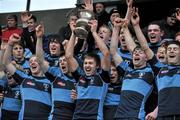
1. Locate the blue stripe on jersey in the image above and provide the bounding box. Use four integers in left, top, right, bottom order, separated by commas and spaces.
21, 88, 51, 106
48, 66, 62, 77
158, 74, 180, 92
98, 83, 108, 120
2, 97, 21, 111
104, 93, 120, 105
52, 88, 73, 103
77, 86, 103, 99
122, 79, 152, 96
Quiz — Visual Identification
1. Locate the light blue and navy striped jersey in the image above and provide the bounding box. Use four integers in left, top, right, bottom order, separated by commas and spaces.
12, 69, 51, 120
72, 68, 110, 120
149, 56, 180, 117
115, 61, 154, 120
45, 67, 76, 120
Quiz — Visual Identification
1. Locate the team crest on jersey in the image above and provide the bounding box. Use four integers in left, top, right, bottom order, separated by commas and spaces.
108, 87, 113, 91
161, 70, 169, 74
27, 81, 35, 86
79, 77, 85, 83
57, 81, 66, 86
15, 91, 20, 99
139, 73, 144, 78
43, 83, 50, 91
126, 74, 132, 77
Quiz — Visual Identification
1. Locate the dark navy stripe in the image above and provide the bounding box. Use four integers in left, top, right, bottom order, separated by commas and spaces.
53, 79, 75, 90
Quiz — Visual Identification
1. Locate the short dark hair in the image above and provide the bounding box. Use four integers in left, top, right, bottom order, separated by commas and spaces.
148, 21, 163, 31
47, 34, 64, 51
83, 52, 101, 67
29, 15, 37, 22
6, 14, 18, 22
166, 40, 180, 48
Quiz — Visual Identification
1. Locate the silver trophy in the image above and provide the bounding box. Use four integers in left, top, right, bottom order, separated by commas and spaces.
74, 9, 94, 39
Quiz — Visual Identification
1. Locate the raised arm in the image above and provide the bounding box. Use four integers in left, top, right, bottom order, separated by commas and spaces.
89, 20, 110, 71
124, 0, 133, 22
110, 17, 124, 66
65, 22, 79, 72
3, 34, 20, 75
122, 21, 137, 53
35, 23, 49, 73
131, 7, 154, 60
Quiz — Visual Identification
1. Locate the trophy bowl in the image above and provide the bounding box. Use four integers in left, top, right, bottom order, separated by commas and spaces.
74, 9, 94, 39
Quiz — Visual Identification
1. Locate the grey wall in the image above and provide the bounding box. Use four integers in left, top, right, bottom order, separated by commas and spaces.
0, 8, 73, 34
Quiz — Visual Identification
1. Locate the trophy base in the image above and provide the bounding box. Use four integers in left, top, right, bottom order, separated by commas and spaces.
74, 27, 88, 39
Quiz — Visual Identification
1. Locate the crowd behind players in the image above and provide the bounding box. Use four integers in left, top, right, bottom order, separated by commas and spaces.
0, 0, 180, 120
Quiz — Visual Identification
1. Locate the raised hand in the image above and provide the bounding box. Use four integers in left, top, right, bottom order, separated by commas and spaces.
113, 17, 125, 28
35, 23, 44, 38
126, 0, 133, 8
8, 33, 21, 46
88, 20, 98, 33
131, 7, 140, 26
21, 11, 32, 23
82, 0, 93, 11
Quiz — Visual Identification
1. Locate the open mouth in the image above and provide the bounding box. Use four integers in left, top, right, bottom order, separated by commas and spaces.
158, 56, 165, 59
110, 76, 115, 79
169, 55, 176, 58
61, 66, 66, 70
150, 34, 156, 39
85, 67, 91, 72
134, 57, 140, 61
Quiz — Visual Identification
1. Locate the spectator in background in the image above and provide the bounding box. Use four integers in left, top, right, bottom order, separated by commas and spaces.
1, 14, 22, 43
58, 11, 85, 56
94, 2, 110, 28
159, 8, 180, 39
21, 12, 48, 54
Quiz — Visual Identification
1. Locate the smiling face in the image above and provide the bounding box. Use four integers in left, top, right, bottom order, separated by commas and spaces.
132, 47, 147, 69
83, 57, 98, 76
167, 43, 180, 65
29, 56, 42, 76
156, 46, 167, 64
147, 24, 163, 44
59, 55, 69, 74
7, 18, 17, 28
49, 40, 61, 56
